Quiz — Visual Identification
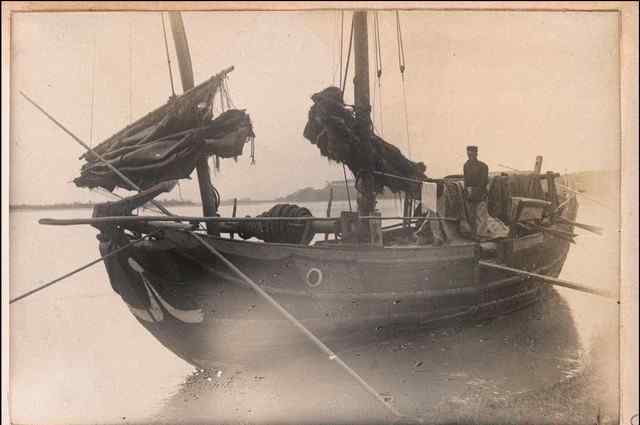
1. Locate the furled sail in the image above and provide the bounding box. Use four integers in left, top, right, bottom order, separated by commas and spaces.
303, 86, 427, 195
75, 69, 254, 191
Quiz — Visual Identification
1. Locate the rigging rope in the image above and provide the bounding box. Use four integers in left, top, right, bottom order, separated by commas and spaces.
91, 188, 166, 215
374, 11, 384, 136
339, 11, 344, 86
218, 77, 227, 112
395, 11, 406, 75
160, 13, 176, 98
343, 164, 352, 212
89, 31, 97, 147
336, 13, 356, 224
128, 17, 133, 123
340, 16, 354, 93
395, 10, 411, 158
222, 78, 236, 109
331, 11, 339, 85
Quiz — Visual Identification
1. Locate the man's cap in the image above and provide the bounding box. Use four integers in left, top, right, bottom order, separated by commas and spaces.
467, 145, 478, 152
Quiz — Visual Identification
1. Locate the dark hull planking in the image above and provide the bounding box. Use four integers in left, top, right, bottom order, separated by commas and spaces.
99, 202, 578, 369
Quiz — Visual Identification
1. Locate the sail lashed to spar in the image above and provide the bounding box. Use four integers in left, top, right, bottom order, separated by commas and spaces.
74, 69, 254, 192
303, 86, 426, 195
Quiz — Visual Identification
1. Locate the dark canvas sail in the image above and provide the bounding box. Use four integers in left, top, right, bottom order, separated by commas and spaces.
303, 86, 427, 195
75, 70, 254, 191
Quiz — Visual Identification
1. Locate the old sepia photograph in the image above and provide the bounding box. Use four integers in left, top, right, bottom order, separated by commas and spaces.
3, 2, 638, 425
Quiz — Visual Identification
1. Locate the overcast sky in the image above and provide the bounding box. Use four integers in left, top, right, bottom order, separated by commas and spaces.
10, 10, 619, 204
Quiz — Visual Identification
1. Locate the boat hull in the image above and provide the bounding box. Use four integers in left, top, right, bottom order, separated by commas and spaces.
99, 202, 577, 369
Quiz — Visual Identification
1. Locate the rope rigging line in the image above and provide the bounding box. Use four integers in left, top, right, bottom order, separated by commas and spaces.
330, 11, 339, 85
340, 16, 354, 93
343, 163, 353, 212
373, 11, 384, 136
369, 13, 378, 131
219, 79, 227, 112
160, 13, 176, 98
88, 30, 97, 147
128, 17, 134, 123
221, 77, 236, 109
90, 187, 166, 215
339, 10, 344, 87
395, 11, 406, 74
338, 12, 355, 217
20, 91, 174, 217
395, 10, 411, 158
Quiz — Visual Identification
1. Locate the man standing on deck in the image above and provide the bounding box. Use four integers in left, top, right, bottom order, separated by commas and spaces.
463, 145, 489, 239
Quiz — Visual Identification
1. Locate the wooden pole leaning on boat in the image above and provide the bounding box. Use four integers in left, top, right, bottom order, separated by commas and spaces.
19, 91, 174, 217
39, 215, 457, 226
325, 187, 334, 241
230, 198, 238, 240
188, 232, 406, 420
556, 183, 615, 212
10, 234, 156, 304
478, 261, 617, 300
557, 217, 604, 236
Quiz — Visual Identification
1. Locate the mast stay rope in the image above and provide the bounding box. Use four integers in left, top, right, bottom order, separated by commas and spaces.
89, 29, 97, 147
373, 11, 384, 136
128, 16, 134, 123
338, 11, 344, 87
160, 13, 177, 98
395, 10, 411, 159
340, 16, 354, 93
338, 11, 354, 210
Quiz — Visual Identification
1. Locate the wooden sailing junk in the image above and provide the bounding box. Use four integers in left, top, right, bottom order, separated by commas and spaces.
26, 11, 595, 372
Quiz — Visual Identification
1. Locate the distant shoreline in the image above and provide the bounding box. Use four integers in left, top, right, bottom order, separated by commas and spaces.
10, 170, 616, 211
9, 198, 277, 211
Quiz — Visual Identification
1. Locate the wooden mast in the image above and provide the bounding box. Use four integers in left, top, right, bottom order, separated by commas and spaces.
168, 12, 218, 234
352, 10, 377, 222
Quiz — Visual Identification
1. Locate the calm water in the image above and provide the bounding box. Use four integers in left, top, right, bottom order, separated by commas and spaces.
9, 199, 619, 424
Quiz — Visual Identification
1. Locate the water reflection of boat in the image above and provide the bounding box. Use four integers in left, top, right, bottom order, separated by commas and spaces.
37, 11, 581, 370
157, 288, 584, 424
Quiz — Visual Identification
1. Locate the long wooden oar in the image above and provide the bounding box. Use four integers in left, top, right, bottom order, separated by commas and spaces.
478, 261, 617, 300
10, 235, 154, 304
19, 91, 173, 216
39, 215, 455, 227
188, 232, 408, 420
556, 183, 615, 212
558, 217, 604, 236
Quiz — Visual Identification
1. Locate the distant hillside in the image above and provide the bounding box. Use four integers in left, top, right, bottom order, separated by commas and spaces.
276, 180, 399, 203
559, 170, 618, 200
275, 171, 619, 204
